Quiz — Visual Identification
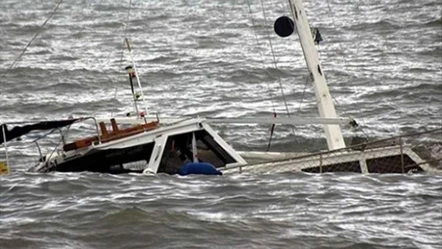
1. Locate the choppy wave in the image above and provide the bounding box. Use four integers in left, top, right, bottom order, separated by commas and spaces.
1, 0, 442, 248
1, 172, 442, 249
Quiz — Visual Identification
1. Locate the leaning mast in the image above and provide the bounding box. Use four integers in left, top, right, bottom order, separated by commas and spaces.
288, 0, 346, 150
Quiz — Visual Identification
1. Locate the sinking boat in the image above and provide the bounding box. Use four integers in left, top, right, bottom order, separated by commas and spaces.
1, 0, 441, 176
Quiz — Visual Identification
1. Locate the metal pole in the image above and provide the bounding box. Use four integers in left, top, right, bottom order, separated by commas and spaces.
399, 136, 405, 173
128, 74, 140, 116
2, 124, 10, 173
89, 117, 102, 144
125, 38, 149, 117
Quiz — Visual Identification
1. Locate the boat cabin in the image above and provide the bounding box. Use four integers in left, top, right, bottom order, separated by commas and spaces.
30, 118, 247, 174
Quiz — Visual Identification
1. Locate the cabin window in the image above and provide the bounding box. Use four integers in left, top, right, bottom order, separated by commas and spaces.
58, 142, 154, 174
302, 161, 362, 173
366, 155, 421, 173
158, 130, 236, 174
108, 143, 155, 173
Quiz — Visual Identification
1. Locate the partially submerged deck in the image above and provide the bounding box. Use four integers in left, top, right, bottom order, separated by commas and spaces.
224, 129, 442, 175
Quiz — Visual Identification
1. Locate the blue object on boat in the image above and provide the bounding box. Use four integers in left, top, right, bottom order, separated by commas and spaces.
178, 162, 222, 176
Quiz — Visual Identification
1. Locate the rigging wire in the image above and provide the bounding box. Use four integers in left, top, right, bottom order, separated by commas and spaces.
245, 0, 283, 151
246, 0, 293, 151
123, 0, 133, 40
323, 0, 360, 113
258, 0, 292, 120
321, 0, 345, 110
324, 0, 350, 71
120, 0, 133, 64
1, 0, 64, 81
111, 0, 134, 117
244, 0, 277, 115
324, 0, 370, 138
297, 74, 310, 113
245, 0, 281, 151
246, 0, 299, 150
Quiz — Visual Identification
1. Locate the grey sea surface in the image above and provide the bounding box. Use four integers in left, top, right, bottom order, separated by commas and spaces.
1, 0, 441, 248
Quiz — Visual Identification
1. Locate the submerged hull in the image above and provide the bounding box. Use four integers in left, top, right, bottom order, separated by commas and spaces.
225, 146, 439, 175
25, 119, 442, 176
33, 141, 441, 176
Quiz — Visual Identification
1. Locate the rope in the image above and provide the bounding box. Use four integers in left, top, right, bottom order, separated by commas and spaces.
1, 0, 64, 81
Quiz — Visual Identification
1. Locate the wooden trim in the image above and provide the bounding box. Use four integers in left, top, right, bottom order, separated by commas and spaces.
63, 120, 159, 152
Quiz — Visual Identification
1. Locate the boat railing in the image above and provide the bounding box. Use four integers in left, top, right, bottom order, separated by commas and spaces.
0, 117, 101, 172
226, 128, 442, 174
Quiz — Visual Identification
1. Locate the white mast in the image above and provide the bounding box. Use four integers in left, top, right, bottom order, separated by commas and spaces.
288, 0, 346, 150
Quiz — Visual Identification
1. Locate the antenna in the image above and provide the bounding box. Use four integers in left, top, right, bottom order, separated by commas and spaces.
124, 38, 149, 118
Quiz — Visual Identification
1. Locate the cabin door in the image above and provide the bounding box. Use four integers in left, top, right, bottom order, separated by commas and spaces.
145, 135, 168, 173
